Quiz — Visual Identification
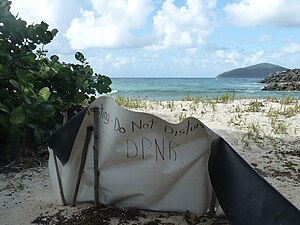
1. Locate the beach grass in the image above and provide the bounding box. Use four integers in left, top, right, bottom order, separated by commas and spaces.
213, 92, 235, 103
114, 96, 147, 109
113, 95, 299, 147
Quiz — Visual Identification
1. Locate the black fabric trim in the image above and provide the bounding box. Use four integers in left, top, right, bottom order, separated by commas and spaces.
209, 137, 300, 225
46, 108, 88, 165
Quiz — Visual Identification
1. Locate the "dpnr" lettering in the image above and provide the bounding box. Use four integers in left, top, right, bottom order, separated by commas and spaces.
126, 137, 178, 162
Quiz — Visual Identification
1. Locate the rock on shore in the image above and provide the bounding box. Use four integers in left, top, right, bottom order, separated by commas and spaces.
259, 69, 300, 91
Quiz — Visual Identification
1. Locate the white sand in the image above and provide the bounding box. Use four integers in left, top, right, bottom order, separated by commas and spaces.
1, 99, 299, 224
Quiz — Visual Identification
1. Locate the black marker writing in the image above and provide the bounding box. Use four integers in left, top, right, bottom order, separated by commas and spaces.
126, 137, 178, 162
131, 119, 157, 132
164, 120, 204, 136
114, 117, 126, 133
99, 103, 110, 124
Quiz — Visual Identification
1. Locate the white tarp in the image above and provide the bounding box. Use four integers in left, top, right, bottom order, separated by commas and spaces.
49, 96, 215, 215
48, 96, 300, 224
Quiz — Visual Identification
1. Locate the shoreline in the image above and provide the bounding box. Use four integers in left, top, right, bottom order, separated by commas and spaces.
1, 98, 299, 224
110, 77, 300, 102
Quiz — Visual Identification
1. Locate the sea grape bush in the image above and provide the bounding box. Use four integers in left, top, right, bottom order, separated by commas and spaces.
0, 0, 111, 158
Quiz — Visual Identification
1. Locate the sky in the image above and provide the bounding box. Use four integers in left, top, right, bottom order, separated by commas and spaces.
10, 0, 300, 78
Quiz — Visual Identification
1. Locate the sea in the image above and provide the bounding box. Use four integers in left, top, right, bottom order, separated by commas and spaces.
109, 78, 300, 101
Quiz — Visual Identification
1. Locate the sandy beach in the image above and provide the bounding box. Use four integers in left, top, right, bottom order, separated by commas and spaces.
1, 97, 299, 225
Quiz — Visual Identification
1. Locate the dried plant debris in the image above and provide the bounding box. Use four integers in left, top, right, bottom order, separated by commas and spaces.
32, 205, 231, 225
32, 205, 145, 225
0, 148, 49, 174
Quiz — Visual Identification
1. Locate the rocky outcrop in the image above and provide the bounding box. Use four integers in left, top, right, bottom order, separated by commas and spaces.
259, 69, 300, 91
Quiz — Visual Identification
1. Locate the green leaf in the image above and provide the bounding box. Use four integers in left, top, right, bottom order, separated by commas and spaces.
41, 57, 50, 65
10, 106, 26, 125
24, 96, 32, 104
0, 114, 9, 128
50, 55, 59, 62
100, 75, 112, 86
75, 92, 86, 103
0, 53, 12, 62
28, 123, 39, 130
9, 79, 20, 90
16, 69, 29, 79
21, 53, 36, 63
0, 0, 11, 12
75, 52, 85, 63
51, 28, 58, 37
90, 96, 96, 102
82, 80, 89, 90
0, 102, 10, 113
40, 21, 49, 30
44, 66, 51, 72
81, 99, 89, 107
39, 87, 51, 101
38, 70, 49, 79
41, 104, 55, 117
86, 67, 93, 76
34, 129, 44, 144
52, 62, 61, 72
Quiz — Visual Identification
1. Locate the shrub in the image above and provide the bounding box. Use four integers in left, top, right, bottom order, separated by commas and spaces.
0, 0, 111, 159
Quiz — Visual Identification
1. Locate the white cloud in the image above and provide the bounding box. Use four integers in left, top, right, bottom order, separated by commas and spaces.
172, 56, 192, 67
242, 50, 264, 65
10, 0, 60, 28
10, 0, 80, 30
90, 54, 135, 70
224, 0, 300, 27
66, 0, 217, 50
266, 42, 300, 66
214, 49, 267, 67
215, 49, 241, 65
10, 0, 84, 54
151, 0, 217, 49
280, 42, 300, 53
65, 0, 153, 49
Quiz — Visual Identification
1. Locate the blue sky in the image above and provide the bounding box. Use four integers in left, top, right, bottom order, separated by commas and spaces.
10, 0, 300, 78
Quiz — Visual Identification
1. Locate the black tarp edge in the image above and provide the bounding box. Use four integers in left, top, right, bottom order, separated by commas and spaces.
209, 137, 300, 225
46, 107, 88, 165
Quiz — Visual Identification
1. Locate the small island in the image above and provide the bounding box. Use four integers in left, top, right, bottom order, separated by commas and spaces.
216, 62, 300, 91
217, 63, 287, 78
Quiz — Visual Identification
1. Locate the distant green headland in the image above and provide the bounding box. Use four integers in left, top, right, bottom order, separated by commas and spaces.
217, 63, 288, 78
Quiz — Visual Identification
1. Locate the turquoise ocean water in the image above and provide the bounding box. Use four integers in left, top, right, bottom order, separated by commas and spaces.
110, 78, 300, 101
